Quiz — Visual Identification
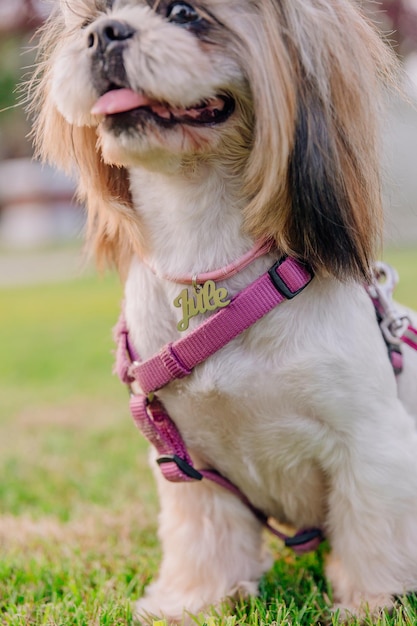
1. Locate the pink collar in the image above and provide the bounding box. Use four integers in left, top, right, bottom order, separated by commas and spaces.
144, 238, 274, 285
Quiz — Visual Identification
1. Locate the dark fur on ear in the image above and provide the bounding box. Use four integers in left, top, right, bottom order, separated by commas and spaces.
242, 0, 397, 283
287, 78, 378, 281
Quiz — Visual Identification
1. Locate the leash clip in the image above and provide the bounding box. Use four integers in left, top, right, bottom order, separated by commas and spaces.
369, 262, 410, 346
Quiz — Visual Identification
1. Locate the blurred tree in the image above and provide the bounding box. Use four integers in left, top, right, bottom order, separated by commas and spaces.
0, 0, 49, 158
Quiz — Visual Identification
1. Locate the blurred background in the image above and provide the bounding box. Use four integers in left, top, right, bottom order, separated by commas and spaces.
0, 0, 85, 280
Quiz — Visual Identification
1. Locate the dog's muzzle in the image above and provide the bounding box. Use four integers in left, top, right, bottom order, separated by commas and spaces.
88, 18, 236, 130
88, 19, 134, 94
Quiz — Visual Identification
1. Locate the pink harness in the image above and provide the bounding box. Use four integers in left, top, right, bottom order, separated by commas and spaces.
115, 253, 417, 555
366, 262, 417, 374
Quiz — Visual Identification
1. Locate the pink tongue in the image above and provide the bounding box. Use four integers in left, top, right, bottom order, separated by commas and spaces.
91, 89, 153, 115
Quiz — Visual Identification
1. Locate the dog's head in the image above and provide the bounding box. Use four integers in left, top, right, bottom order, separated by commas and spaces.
30, 0, 396, 278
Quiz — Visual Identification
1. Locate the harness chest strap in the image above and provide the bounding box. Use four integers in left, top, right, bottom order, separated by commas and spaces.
116, 257, 323, 554
119, 258, 313, 394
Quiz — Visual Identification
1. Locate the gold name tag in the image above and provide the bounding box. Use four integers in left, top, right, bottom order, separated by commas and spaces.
174, 280, 230, 332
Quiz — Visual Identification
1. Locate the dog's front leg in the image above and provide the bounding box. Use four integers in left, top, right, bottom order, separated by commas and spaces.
136, 459, 270, 624
323, 399, 417, 619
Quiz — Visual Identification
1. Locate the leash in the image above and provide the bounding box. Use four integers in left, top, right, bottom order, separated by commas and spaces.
116, 256, 324, 554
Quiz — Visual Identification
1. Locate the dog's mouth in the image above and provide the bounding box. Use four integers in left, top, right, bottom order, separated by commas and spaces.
91, 88, 235, 127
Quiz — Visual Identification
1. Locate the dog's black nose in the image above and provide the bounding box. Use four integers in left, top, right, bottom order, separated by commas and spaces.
88, 19, 135, 52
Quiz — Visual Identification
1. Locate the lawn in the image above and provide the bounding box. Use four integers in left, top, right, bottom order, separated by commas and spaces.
0, 247, 416, 625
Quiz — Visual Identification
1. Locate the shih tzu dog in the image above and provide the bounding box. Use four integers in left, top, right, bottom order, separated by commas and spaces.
30, 0, 417, 622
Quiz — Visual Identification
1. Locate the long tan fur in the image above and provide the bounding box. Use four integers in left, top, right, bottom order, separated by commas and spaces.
28, 11, 141, 272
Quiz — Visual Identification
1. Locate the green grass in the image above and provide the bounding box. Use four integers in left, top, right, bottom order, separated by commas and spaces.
0, 248, 416, 625
383, 248, 417, 309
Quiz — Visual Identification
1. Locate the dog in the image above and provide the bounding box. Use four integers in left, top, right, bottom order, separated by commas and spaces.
29, 0, 417, 622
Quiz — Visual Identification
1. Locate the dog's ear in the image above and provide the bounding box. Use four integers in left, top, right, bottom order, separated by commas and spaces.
284, 75, 382, 282
242, 0, 396, 281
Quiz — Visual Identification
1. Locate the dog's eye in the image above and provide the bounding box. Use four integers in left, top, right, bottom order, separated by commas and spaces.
166, 2, 200, 25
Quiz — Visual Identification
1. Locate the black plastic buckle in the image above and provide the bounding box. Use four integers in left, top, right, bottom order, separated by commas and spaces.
284, 528, 323, 548
268, 258, 313, 300
157, 454, 203, 481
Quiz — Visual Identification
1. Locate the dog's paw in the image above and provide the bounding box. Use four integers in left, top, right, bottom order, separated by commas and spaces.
227, 579, 259, 600
134, 594, 183, 625
332, 594, 394, 623
134, 579, 259, 625
327, 553, 395, 621
134, 600, 180, 625
134, 586, 206, 625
